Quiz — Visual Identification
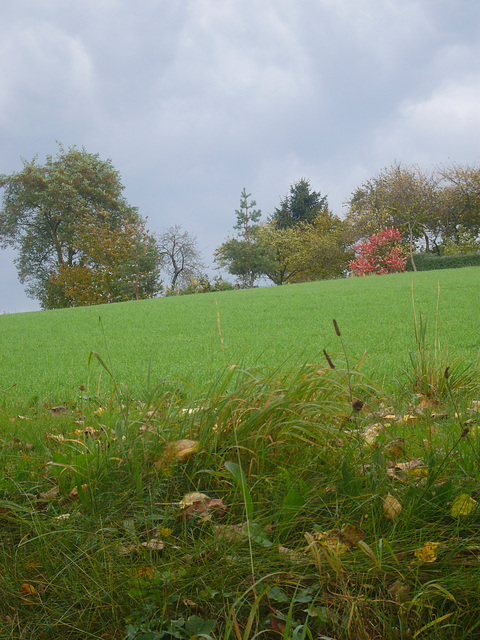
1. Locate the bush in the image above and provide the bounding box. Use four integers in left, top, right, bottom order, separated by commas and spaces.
406, 253, 480, 271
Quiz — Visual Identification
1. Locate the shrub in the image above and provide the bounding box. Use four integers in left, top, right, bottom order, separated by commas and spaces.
349, 227, 406, 276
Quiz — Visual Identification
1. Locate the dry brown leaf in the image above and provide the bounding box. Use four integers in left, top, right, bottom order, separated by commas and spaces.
389, 580, 411, 602
142, 539, 165, 551
383, 438, 405, 458
213, 522, 249, 542
50, 405, 67, 415
46, 433, 65, 443
70, 484, 88, 498
167, 439, 198, 462
39, 486, 60, 500
116, 544, 140, 556
178, 492, 227, 521
383, 493, 402, 520
155, 440, 199, 468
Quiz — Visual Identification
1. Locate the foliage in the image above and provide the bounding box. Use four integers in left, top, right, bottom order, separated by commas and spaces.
434, 163, 480, 251
346, 162, 437, 269
157, 225, 205, 289
405, 252, 480, 271
257, 211, 353, 285
165, 274, 235, 296
44, 211, 161, 308
349, 227, 406, 276
0, 144, 158, 307
346, 161, 480, 260
215, 189, 270, 288
270, 178, 329, 229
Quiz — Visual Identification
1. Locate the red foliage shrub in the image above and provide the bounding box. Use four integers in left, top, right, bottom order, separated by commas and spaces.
349, 227, 406, 276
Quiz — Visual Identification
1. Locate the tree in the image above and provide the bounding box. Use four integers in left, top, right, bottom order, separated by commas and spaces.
434, 163, 480, 252
349, 227, 406, 276
214, 188, 270, 287
44, 212, 161, 308
0, 144, 159, 307
346, 163, 438, 268
157, 225, 205, 289
270, 178, 329, 229
257, 210, 352, 285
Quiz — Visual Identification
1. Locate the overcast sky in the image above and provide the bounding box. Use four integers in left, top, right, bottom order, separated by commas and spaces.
1, 0, 480, 313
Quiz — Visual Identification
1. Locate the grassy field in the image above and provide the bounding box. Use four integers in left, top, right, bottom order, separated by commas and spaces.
1, 266, 480, 403
1, 267, 480, 639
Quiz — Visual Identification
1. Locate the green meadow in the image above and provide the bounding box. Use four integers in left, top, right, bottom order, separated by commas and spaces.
1, 267, 480, 640
2, 267, 480, 403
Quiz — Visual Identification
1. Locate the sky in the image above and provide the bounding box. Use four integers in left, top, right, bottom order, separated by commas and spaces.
1, 0, 480, 313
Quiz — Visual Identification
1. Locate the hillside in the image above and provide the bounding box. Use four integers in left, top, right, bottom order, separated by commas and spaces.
1, 267, 479, 402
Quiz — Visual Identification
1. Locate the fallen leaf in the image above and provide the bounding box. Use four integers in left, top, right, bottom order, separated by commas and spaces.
362, 424, 382, 445
46, 433, 65, 443
383, 493, 402, 520
142, 539, 165, 551
69, 484, 88, 498
451, 493, 477, 518
20, 583, 38, 604
178, 492, 227, 521
311, 525, 364, 555
389, 580, 411, 602
383, 438, 405, 458
179, 492, 208, 509
213, 522, 249, 542
39, 486, 60, 500
413, 542, 440, 565
166, 439, 198, 463
50, 405, 67, 415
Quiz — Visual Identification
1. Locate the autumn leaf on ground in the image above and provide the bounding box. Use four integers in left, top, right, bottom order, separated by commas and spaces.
178, 492, 227, 521
155, 440, 199, 468
361, 424, 382, 445
142, 539, 165, 551
451, 493, 478, 518
312, 524, 364, 554
383, 493, 402, 520
39, 486, 60, 500
50, 405, 67, 415
20, 583, 38, 604
413, 542, 440, 565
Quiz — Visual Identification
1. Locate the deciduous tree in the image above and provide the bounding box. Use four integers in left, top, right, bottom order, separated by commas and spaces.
157, 225, 205, 289
0, 144, 159, 307
45, 212, 161, 307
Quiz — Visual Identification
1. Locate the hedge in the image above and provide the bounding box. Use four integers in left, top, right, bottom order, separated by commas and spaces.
405, 253, 480, 271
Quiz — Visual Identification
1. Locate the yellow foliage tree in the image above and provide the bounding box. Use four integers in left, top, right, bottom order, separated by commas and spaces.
45, 211, 161, 307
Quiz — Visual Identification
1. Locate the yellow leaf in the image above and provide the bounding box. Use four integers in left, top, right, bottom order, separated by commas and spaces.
413, 541, 440, 564
451, 493, 477, 518
156, 439, 199, 468
383, 493, 402, 520
179, 492, 209, 509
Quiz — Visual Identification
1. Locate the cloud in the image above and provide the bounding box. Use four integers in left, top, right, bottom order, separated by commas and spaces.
1, 0, 480, 311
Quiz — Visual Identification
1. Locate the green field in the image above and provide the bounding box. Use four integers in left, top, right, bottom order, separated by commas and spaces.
2, 268, 480, 640
1, 267, 480, 403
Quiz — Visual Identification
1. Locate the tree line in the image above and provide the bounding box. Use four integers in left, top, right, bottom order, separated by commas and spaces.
1, 145, 479, 309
